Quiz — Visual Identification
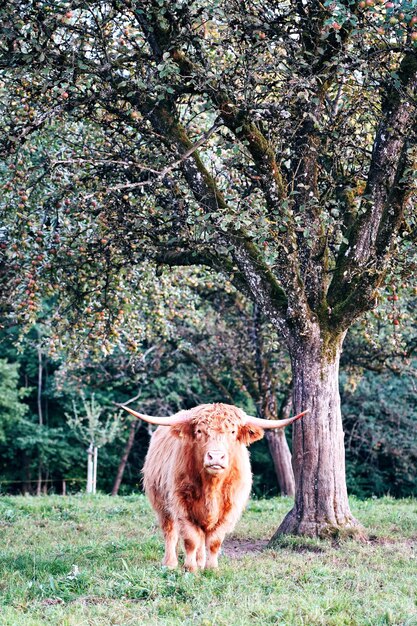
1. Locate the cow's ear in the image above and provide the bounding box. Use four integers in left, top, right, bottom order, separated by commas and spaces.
170, 422, 194, 440
238, 424, 264, 446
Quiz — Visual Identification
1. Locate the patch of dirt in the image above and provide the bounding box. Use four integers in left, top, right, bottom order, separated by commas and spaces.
75, 596, 110, 606
40, 598, 65, 606
289, 543, 326, 554
368, 534, 417, 547
368, 535, 398, 545
222, 538, 269, 558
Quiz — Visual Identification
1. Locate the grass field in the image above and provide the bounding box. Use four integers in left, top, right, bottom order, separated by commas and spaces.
0, 495, 416, 626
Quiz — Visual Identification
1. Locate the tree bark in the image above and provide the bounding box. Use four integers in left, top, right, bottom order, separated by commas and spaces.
112, 421, 140, 496
36, 343, 43, 497
271, 326, 364, 540
37, 344, 43, 427
36, 464, 42, 497
265, 429, 295, 497
92, 446, 98, 495
22, 452, 31, 495
86, 443, 93, 494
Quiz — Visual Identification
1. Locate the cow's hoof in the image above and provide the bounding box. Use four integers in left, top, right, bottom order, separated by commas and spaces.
162, 559, 178, 569
184, 563, 198, 573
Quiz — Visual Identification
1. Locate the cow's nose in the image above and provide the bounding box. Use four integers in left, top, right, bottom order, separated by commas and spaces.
207, 450, 226, 464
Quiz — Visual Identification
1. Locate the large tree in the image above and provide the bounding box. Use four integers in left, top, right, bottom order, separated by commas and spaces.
1, 0, 417, 536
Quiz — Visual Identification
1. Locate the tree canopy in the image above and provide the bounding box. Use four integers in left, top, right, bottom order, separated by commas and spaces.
1, 0, 416, 336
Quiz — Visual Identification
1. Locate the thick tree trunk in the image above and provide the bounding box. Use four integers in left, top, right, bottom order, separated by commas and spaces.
271, 327, 364, 540
265, 429, 295, 497
112, 420, 139, 496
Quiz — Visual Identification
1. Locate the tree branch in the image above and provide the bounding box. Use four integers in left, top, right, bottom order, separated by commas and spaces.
328, 53, 417, 328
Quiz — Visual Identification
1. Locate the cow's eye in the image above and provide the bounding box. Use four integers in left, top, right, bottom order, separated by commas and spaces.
196, 429, 201, 434
231, 430, 236, 434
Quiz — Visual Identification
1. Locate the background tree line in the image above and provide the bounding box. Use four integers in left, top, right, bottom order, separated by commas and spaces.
1, 273, 416, 499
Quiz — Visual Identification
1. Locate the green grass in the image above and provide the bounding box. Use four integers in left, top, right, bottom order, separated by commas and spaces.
0, 495, 416, 625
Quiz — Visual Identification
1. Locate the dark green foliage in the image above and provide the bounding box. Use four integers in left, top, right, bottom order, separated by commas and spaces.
342, 367, 417, 498
1, 317, 417, 498
0, 358, 27, 442
0, 328, 209, 495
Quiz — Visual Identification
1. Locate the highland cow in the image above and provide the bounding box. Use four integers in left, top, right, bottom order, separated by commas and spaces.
122, 402, 305, 572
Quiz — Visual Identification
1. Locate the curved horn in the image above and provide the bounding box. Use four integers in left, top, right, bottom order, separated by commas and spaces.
121, 404, 191, 426
244, 409, 308, 429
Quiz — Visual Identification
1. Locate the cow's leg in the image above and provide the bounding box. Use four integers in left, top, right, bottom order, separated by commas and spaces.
180, 520, 205, 573
196, 535, 206, 570
161, 515, 179, 568
205, 529, 226, 569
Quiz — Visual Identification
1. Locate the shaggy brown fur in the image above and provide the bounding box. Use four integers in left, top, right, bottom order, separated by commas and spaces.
142, 403, 263, 571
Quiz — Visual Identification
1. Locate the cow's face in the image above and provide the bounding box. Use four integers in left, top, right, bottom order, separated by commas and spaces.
172, 407, 263, 476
